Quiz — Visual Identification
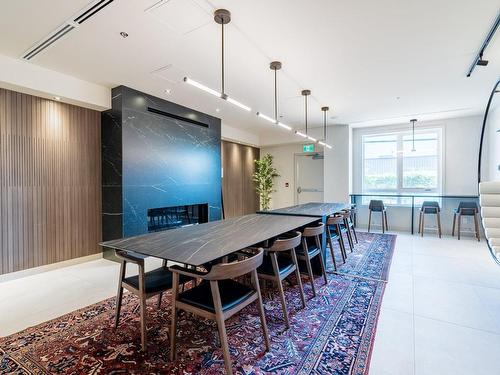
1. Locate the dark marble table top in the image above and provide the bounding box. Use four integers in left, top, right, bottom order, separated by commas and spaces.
258, 202, 350, 218
100, 213, 317, 266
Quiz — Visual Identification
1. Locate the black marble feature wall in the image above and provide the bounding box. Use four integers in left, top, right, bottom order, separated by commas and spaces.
102, 86, 222, 242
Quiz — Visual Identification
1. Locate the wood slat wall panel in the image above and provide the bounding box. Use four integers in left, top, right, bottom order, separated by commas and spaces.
0, 88, 102, 275
221, 140, 260, 218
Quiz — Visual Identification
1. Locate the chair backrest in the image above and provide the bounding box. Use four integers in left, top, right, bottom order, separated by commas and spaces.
205, 248, 264, 280
369, 200, 385, 211
303, 222, 325, 237
270, 231, 302, 252
421, 201, 440, 212
327, 215, 344, 225
115, 250, 147, 266
458, 201, 478, 215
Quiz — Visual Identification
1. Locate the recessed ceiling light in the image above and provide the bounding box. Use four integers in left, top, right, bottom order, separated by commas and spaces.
54, 96, 61, 101
120, 32, 129, 38
215, 108, 220, 112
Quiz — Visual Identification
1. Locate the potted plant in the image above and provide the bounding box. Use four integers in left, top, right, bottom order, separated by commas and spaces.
253, 154, 280, 211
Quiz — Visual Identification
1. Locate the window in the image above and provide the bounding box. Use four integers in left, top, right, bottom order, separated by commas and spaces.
362, 129, 442, 195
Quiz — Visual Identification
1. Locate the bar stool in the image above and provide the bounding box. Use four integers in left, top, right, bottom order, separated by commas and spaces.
418, 201, 442, 237
452, 201, 480, 241
257, 231, 306, 329
295, 222, 328, 297
368, 200, 388, 233
326, 215, 347, 269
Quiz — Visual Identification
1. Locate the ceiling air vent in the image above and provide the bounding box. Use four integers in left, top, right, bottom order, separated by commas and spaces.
21, 0, 114, 61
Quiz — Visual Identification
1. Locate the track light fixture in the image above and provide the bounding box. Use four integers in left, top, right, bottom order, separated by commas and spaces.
256, 61, 293, 131
183, 9, 251, 112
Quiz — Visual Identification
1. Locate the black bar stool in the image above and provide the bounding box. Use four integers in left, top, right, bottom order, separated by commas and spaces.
368, 200, 388, 233
452, 201, 480, 241
418, 201, 442, 237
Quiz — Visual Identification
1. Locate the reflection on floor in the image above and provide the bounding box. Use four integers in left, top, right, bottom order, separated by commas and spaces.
1, 231, 499, 374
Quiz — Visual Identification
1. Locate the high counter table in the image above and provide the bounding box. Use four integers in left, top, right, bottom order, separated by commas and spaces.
100, 213, 318, 266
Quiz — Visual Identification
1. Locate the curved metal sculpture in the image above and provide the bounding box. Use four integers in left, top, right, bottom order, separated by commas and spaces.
477, 78, 500, 265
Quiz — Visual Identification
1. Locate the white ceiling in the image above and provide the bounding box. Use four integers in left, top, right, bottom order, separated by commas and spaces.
0, 0, 499, 139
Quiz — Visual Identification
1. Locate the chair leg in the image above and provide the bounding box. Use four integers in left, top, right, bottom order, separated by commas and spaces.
303, 251, 316, 297
474, 213, 480, 242
139, 292, 147, 351
114, 261, 126, 328
457, 214, 461, 240
291, 249, 307, 308
418, 212, 422, 234
452, 213, 456, 236
351, 224, 358, 243
381, 212, 385, 233
170, 273, 180, 361
421, 213, 425, 237
326, 230, 337, 272
437, 213, 442, 238
252, 270, 270, 351
157, 292, 163, 309
385, 211, 389, 231
344, 219, 354, 252
368, 210, 372, 232
318, 253, 328, 286
211, 282, 233, 375
271, 253, 290, 328
337, 224, 347, 262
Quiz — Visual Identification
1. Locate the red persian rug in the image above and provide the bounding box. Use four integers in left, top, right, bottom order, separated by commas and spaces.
0, 232, 396, 374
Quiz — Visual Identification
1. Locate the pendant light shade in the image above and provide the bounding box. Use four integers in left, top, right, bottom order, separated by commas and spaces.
183, 9, 251, 112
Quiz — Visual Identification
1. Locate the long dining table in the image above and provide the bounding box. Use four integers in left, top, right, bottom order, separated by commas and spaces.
100, 213, 318, 266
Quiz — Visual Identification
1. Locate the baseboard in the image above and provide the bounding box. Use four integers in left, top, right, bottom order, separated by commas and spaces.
0, 253, 104, 283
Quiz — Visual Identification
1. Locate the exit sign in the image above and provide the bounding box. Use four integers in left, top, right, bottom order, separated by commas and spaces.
303, 144, 315, 152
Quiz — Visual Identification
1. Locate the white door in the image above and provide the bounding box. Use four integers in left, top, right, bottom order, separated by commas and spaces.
295, 153, 324, 204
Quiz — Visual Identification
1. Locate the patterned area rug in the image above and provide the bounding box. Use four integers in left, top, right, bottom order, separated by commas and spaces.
0, 232, 396, 375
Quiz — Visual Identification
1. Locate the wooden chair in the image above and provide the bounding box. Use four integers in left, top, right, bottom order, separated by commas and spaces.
295, 222, 328, 297
342, 208, 358, 244
257, 231, 306, 329
452, 201, 480, 241
326, 215, 347, 269
339, 210, 355, 251
114, 250, 192, 351
169, 248, 269, 375
418, 201, 442, 237
368, 200, 388, 233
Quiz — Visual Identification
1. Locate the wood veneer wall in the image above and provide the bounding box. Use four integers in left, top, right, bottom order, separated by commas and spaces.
221, 140, 260, 218
0, 88, 101, 275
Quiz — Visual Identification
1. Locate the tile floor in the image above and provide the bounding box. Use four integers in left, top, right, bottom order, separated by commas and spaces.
1, 232, 499, 374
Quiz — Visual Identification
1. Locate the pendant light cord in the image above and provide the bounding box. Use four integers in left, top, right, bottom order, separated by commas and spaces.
221, 22, 225, 95
274, 68, 278, 123
305, 94, 308, 135
323, 110, 327, 140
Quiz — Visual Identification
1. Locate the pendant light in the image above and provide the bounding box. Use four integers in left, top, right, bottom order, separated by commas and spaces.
183, 9, 251, 112
318, 106, 333, 149
295, 90, 317, 142
410, 118, 417, 152
256, 61, 292, 131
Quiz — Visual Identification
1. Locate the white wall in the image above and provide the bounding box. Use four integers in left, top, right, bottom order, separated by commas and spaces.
352, 115, 483, 195
486, 103, 500, 181
221, 123, 260, 147
261, 125, 350, 209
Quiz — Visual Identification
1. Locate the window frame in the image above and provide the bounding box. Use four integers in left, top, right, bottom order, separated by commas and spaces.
361, 127, 443, 195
